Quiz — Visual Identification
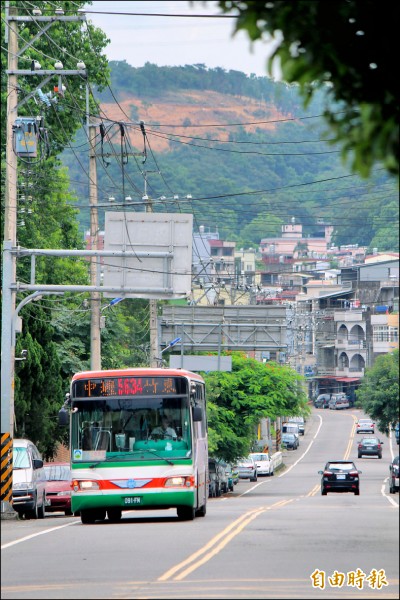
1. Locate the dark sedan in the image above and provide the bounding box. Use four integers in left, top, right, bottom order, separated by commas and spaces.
358, 437, 383, 459
281, 432, 299, 450
319, 460, 362, 495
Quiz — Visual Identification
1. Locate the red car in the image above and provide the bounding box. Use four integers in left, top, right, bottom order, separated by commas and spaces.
44, 462, 73, 516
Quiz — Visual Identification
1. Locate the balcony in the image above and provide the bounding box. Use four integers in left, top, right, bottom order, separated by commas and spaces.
335, 339, 366, 349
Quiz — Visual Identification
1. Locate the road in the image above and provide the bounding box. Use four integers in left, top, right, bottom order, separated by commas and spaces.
1, 407, 399, 599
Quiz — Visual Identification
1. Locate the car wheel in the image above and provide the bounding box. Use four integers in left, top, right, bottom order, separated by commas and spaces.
38, 493, 45, 519
354, 489, 360, 495
321, 489, 327, 496
378, 454, 382, 459
270, 469, 274, 476
358, 453, 362, 458
389, 484, 395, 494
28, 496, 39, 519
64, 509, 73, 516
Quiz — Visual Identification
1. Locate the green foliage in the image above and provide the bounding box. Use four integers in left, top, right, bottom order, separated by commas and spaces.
356, 350, 399, 434
215, 0, 399, 179
204, 352, 309, 463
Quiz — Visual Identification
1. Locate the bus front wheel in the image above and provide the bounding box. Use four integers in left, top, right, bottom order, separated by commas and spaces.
177, 506, 195, 521
80, 509, 106, 524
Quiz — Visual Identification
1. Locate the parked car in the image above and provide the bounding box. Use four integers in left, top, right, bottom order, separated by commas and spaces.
394, 423, 400, 445
286, 416, 305, 435
223, 463, 235, 492
319, 460, 362, 495
357, 437, 383, 459
356, 418, 375, 434
281, 432, 299, 450
12, 438, 46, 519
208, 457, 226, 497
236, 456, 258, 481
249, 452, 274, 476
314, 394, 331, 409
217, 460, 230, 494
389, 455, 399, 494
282, 422, 300, 443
44, 462, 73, 515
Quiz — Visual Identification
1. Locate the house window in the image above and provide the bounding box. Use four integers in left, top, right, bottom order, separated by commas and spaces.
373, 326, 389, 342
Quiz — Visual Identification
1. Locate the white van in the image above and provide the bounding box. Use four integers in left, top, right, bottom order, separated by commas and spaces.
12, 438, 46, 519
282, 423, 300, 443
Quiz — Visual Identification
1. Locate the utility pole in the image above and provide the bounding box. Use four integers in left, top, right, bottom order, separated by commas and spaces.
1, 4, 19, 518
143, 174, 159, 367
1, 4, 86, 517
89, 120, 101, 369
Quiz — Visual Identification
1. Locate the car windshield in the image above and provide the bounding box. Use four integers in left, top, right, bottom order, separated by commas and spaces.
359, 419, 372, 423
250, 454, 269, 461
13, 447, 30, 468
283, 434, 295, 440
44, 465, 71, 481
362, 438, 377, 445
327, 462, 355, 471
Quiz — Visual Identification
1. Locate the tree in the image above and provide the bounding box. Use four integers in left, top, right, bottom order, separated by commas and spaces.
1, 2, 111, 456
356, 350, 399, 434
209, 1, 399, 179
204, 352, 309, 462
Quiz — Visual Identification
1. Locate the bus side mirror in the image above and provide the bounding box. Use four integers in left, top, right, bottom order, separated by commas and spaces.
58, 407, 69, 427
193, 406, 202, 422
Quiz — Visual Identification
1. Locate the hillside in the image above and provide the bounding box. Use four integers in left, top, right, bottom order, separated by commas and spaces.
63, 62, 398, 252
100, 89, 292, 153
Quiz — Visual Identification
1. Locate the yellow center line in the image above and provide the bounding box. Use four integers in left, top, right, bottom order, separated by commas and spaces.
344, 415, 358, 460
159, 499, 293, 582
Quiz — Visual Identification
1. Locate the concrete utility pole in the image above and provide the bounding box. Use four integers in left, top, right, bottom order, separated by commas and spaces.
1, 4, 19, 518
89, 121, 101, 369
1, 4, 87, 517
143, 174, 159, 367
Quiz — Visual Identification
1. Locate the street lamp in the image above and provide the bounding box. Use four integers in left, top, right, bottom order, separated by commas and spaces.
155, 337, 182, 367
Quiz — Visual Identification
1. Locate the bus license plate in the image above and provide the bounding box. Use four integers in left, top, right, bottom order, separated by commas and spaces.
123, 496, 142, 506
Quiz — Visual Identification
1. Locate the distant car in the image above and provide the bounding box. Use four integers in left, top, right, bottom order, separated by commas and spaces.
282, 423, 300, 443
223, 464, 235, 492
281, 432, 299, 450
236, 457, 258, 482
217, 460, 230, 494
357, 437, 383, 459
356, 418, 375, 434
249, 452, 274, 476
286, 416, 305, 435
389, 456, 399, 494
208, 458, 227, 497
329, 395, 350, 410
319, 460, 362, 495
314, 394, 331, 409
44, 462, 73, 515
394, 423, 400, 445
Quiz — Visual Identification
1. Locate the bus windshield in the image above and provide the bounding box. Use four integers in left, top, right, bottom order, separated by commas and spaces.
70, 395, 192, 463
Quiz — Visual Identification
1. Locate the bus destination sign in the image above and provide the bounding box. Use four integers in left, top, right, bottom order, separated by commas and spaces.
73, 377, 178, 398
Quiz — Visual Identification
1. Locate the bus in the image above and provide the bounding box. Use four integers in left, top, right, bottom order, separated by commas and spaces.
60, 368, 208, 524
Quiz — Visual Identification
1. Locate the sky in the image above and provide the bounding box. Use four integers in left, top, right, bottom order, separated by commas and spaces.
84, 1, 281, 78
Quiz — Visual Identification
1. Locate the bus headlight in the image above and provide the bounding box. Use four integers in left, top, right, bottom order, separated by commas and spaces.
72, 480, 100, 492
164, 476, 194, 488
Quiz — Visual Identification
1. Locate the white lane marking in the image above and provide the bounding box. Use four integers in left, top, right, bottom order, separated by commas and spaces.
1, 520, 79, 549
381, 478, 399, 507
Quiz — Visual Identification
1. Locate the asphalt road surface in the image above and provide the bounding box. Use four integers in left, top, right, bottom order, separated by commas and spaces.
2, 407, 399, 599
